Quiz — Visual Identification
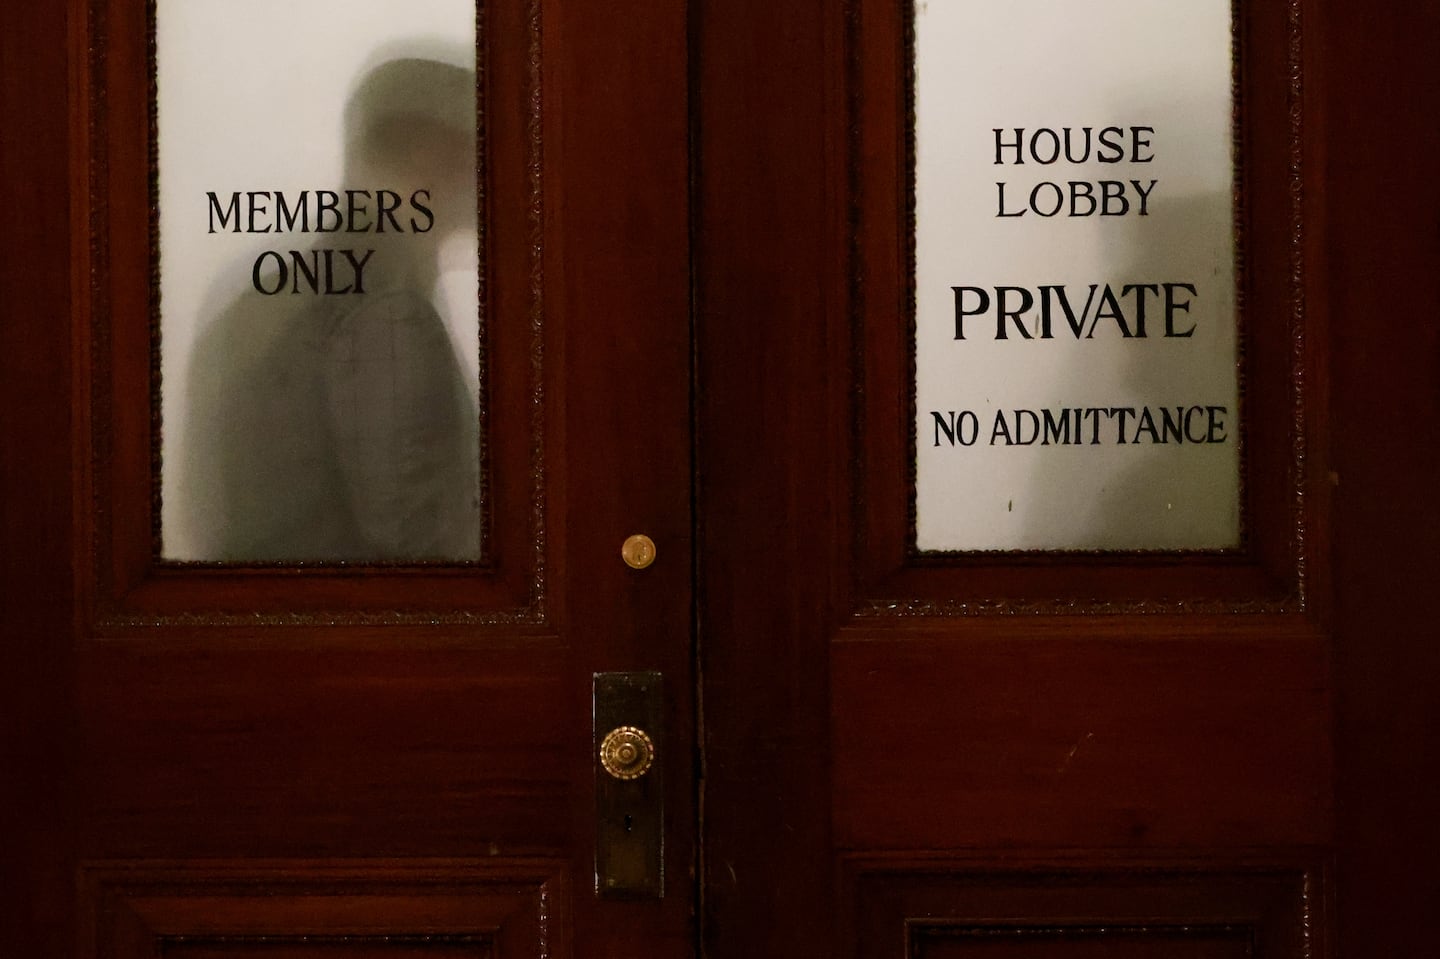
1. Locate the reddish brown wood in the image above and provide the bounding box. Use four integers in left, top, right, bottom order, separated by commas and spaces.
5, 0, 1439, 955
915, 935, 1246, 959
76, 645, 573, 858
0, 0, 76, 953
171, 947, 484, 959
85, 0, 544, 622
696, 2, 1425, 959
4, 0, 693, 956
832, 630, 1331, 851
850, 0, 1325, 615
846, 857, 1320, 959
1324, 3, 1440, 956
693, 0, 848, 953
83, 859, 557, 956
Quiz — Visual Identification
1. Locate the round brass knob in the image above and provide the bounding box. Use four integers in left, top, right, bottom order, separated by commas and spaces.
599, 726, 655, 780
621, 534, 657, 570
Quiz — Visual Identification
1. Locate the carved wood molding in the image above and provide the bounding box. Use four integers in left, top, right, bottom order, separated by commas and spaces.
81, 858, 566, 959
77, 0, 551, 629
910, 923, 1253, 958
841, 0, 1321, 620
843, 852, 1326, 959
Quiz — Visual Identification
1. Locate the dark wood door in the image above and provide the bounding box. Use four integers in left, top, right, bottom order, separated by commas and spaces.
694, 1, 1439, 958
1, 0, 693, 955
5, 2, 1439, 958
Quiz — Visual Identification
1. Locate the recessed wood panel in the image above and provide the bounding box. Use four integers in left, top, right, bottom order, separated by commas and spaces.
166, 942, 489, 959
848, 859, 1320, 959
83, 860, 561, 959
78, 647, 570, 859
913, 926, 1249, 959
832, 630, 1331, 851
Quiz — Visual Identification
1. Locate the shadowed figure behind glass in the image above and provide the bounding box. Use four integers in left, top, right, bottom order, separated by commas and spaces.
1018, 188, 1241, 550
177, 58, 481, 562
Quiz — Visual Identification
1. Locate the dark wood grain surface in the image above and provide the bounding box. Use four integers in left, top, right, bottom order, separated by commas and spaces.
3, 0, 1437, 956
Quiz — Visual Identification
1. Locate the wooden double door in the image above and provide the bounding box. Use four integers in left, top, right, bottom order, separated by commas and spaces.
2, 1, 1437, 957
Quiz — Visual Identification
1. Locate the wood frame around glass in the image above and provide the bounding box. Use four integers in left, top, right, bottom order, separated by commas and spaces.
850, 0, 1323, 615
81, 0, 551, 625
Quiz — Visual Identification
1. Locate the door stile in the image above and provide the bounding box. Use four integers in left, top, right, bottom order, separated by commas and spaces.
694, 0, 849, 953
1, 0, 78, 953
547, 0, 696, 948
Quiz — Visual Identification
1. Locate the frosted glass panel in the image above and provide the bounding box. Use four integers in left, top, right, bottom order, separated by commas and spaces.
157, 1, 482, 562
913, 0, 1241, 551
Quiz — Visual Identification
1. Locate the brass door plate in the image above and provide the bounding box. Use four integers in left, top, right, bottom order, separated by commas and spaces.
593, 671, 664, 897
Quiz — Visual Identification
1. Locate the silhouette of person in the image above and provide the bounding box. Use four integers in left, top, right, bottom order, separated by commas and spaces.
177, 58, 481, 562
1017, 188, 1241, 550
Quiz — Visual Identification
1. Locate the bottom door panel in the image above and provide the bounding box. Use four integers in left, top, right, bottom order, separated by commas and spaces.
85, 861, 563, 959
849, 860, 1321, 959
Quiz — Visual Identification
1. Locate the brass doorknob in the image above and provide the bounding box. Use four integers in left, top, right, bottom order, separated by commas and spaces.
599, 726, 655, 780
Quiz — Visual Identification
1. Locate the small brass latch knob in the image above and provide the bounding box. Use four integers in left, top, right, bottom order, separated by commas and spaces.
621, 534, 657, 570
599, 726, 655, 780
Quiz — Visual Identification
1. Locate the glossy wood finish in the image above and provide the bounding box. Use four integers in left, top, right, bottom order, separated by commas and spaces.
695, 2, 1435, 959
1325, 4, 1440, 956
3, 0, 693, 955
4, 1, 1439, 957
1, 0, 74, 952
832, 633, 1329, 851
693, 0, 845, 952
847, 856, 1318, 959
84, 860, 558, 958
